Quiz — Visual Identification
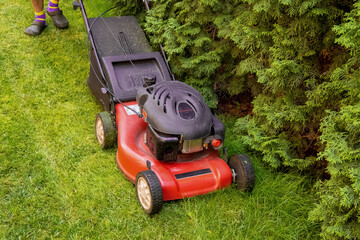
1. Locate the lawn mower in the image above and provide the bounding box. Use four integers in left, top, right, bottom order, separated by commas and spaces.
73, 0, 255, 214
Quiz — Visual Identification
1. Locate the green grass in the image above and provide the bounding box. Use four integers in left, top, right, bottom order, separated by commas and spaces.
0, 0, 320, 239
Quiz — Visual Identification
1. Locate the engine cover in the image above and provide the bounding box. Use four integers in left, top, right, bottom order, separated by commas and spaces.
136, 81, 214, 140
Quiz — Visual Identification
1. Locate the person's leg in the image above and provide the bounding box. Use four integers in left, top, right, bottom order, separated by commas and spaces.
46, 0, 59, 12
32, 0, 46, 24
24, 0, 47, 36
31, 0, 44, 12
46, 0, 69, 29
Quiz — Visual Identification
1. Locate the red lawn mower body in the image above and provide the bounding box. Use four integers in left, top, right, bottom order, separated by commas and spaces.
115, 102, 232, 201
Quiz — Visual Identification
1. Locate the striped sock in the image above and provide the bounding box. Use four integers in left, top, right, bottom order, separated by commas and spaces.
35, 10, 46, 24
47, 0, 59, 12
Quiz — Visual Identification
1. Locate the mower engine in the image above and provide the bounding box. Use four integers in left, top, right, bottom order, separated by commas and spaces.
136, 79, 225, 162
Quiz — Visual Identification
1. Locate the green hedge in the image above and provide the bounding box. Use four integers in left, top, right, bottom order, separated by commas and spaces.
115, 0, 360, 238
306, 6, 360, 238
309, 103, 360, 239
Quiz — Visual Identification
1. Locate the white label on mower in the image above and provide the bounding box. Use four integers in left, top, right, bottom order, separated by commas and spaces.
125, 104, 140, 116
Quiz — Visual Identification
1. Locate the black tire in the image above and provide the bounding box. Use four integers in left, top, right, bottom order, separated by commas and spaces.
95, 112, 116, 149
228, 154, 255, 192
135, 170, 163, 214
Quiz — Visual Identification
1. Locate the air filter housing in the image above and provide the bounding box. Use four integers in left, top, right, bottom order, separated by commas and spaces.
137, 81, 214, 139
136, 81, 225, 161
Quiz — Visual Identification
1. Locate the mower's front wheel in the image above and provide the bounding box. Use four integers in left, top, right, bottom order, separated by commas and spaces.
95, 112, 116, 149
136, 170, 163, 214
228, 154, 255, 192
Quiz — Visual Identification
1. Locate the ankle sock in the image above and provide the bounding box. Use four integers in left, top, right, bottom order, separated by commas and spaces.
35, 10, 46, 24
47, 0, 59, 12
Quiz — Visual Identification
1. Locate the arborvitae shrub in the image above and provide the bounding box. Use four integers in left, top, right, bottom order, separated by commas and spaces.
308, 3, 360, 239
309, 103, 360, 239
115, 0, 360, 238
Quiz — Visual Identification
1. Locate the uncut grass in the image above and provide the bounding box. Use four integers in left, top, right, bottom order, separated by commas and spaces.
1, 0, 320, 239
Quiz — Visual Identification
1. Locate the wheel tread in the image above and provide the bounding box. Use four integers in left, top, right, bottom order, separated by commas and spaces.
136, 170, 163, 214
95, 112, 116, 149
228, 154, 255, 191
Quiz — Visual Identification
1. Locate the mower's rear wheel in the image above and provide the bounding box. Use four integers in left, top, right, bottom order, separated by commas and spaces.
95, 112, 116, 149
228, 154, 255, 192
136, 170, 163, 215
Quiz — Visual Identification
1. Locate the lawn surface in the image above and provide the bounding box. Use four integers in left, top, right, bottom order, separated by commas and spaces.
1, 0, 320, 239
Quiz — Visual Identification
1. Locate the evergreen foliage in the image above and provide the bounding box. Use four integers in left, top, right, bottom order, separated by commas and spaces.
309, 3, 360, 238
142, 0, 227, 108
115, 0, 360, 238
309, 103, 360, 239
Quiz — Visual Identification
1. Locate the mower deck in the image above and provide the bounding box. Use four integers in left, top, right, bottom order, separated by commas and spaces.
115, 102, 232, 201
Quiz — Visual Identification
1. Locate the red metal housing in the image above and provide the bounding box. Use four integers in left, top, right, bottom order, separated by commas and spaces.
115, 102, 232, 201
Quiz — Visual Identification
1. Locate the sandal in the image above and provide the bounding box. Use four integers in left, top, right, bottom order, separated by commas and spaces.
46, 10, 69, 29
24, 21, 47, 36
